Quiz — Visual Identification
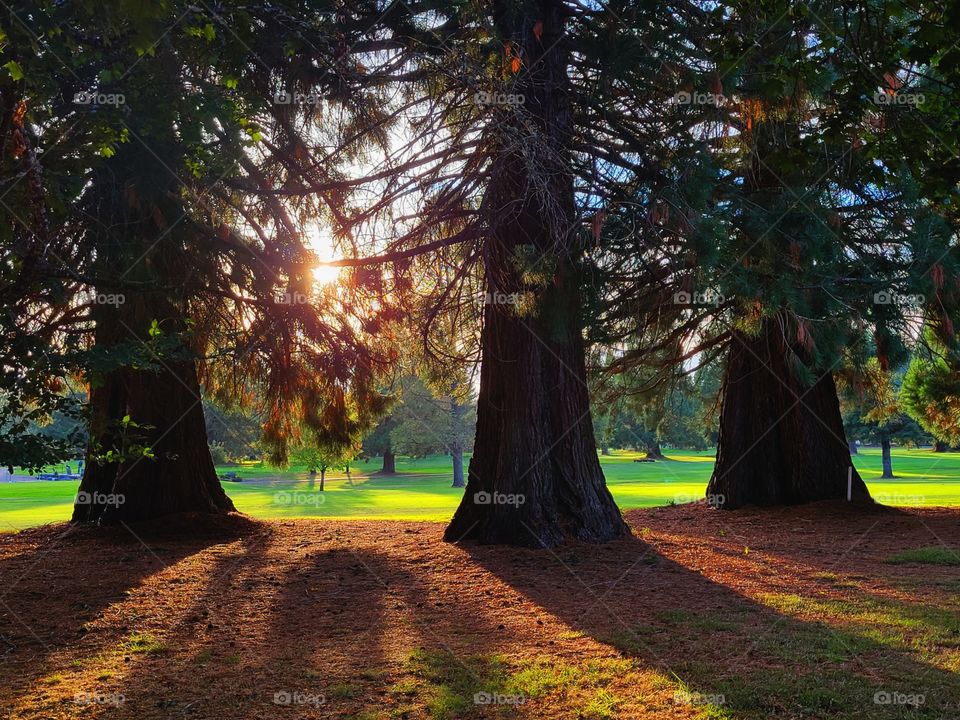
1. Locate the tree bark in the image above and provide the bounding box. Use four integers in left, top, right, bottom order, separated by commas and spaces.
320, 469, 326, 491
443, 0, 626, 547
73, 283, 234, 524
381, 449, 396, 474
706, 315, 871, 509
881, 438, 894, 478
848, 441, 858, 455
72, 117, 233, 524
934, 440, 949, 453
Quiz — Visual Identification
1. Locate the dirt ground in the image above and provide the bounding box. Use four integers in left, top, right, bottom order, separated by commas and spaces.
1, 502, 959, 719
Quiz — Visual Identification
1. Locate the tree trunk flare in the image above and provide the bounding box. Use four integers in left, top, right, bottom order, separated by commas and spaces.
451, 443, 465, 488
881, 438, 894, 478
73, 300, 234, 524
706, 316, 871, 509
381, 450, 396, 474
444, 0, 626, 547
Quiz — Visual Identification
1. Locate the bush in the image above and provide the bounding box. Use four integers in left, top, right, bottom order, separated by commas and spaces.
208, 443, 228, 465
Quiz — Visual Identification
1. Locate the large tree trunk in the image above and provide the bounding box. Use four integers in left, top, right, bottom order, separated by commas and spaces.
73, 300, 234, 523
881, 438, 894, 478
381, 450, 396, 474
444, 0, 625, 547
72, 136, 234, 524
706, 316, 871, 509
934, 440, 949, 453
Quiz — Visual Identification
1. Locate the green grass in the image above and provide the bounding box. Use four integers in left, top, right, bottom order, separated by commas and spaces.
885, 546, 960, 566
3, 447, 960, 531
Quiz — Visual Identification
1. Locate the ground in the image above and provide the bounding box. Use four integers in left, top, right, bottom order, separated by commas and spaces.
1, 503, 958, 719
3, 448, 960, 530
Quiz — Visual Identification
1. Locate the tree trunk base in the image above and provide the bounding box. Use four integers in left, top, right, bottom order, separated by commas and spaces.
73, 357, 235, 524
706, 317, 871, 510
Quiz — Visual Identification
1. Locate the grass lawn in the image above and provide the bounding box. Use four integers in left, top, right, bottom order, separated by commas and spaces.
3, 447, 960, 531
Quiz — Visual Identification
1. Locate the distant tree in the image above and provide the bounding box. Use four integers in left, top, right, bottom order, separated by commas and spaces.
389, 376, 475, 488
290, 441, 353, 492
842, 361, 929, 479
902, 329, 960, 449
362, 416, 399, 474
203, 401, 261, 462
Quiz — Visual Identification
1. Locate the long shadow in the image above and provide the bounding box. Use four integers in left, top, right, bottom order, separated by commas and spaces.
464, 521, 960, 719
0, 514, 258, 717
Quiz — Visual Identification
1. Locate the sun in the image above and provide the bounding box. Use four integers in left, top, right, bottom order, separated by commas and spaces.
306, 224, 343, 286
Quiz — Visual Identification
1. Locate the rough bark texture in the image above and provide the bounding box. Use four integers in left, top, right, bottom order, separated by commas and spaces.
73, 297, 235, 523
381, 450, 396, 474
706, 316, 871, 509
72, 135, 233, 524
443, 0, 626, 547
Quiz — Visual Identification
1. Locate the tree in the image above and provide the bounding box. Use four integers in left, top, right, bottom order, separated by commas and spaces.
902, 328, 960, 448
589, 0, 947, 508
388, 376, 476, 488
291, 443, 348, 491
363, 416, 399, 474
1, 1, 393, 522
842, 361, 929, 480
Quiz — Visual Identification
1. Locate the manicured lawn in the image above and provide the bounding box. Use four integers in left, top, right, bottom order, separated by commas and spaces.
3, 448, 960, 531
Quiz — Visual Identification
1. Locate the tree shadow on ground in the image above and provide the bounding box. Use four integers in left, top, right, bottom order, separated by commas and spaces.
462, 509, 960, 720
2, 507, 959, 719
0, 513, 261, 718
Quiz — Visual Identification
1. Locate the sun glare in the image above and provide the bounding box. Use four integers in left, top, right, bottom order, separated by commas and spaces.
307, 225, 343, 287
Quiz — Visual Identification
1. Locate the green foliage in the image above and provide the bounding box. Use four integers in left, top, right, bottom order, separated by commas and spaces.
902, 328, 960, 445
387, 376, 475, 459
